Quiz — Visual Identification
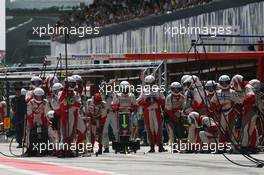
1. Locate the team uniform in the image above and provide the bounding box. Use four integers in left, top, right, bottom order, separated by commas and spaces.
199, 116, 218, 144
239, 80, 261, 151
137, 75, 166, 152
43, 75, 59, 101
27, 98, 50, 128
72, 75, 87, 120
187, 112, 202, 145
26, 76, 43, 102
230, 75, 248, 147
26, 88, 50, 156
102, 92, 118, 152
0, 101, 7, 131
209, 75, 240, 143
58, 77, 87, 157
48, 83, 63, 148
182, 76, 207, 115
111, 89, 137, 138
204, 80, 217, 105
256, 85, 264, 146
86, 93, 107, 154
165, 82, 186, 144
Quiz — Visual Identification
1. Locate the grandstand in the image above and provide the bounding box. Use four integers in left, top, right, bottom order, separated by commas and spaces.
55, 0, 212, 29
48, 0, 264, 85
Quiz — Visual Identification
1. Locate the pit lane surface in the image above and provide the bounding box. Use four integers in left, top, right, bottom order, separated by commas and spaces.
0, 143, 264, 175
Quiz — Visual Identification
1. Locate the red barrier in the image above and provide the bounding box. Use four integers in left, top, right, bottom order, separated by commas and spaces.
110, 52, 264, 80
110, 52, 264, 61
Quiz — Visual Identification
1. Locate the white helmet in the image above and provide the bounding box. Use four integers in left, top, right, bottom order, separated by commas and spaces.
33, 87, 45, 96
187, 112, 200, 127
231, 74, 244, 92
144, 75, 155, 84
170, 82, 182, 95
182, 76, 193, 90
183, 75, 202, 90
120, 81, 130, 94
181, 75, 191, 85
21, 88, 27, 96
120, 81, 130, 88
191, 75, 202, 87
52, 83, 63, 92
31, 76, 42, 82
66, 76, 76, 83
248, 79, 261, 92
47, 110, 55, 119
45, 74, 59, 83
72, 75, 83, 82
201, 116, 213, 127
205, 80, 217, 95
218, 75, 230, 90
64, 76, 76, 90
44, 75, 59, 89
33, 87, 45, 102
31, 76, 43, 87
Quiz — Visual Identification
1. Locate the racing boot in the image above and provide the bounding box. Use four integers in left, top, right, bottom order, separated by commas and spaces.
103, 147, 110, 153
65, 150, 76, 157
98, 144, 103, 155
148, 145, 155, 153
158, 145, 168, 152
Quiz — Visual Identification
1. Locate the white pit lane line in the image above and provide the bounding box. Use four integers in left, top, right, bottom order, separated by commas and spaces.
7, 18, 33, 33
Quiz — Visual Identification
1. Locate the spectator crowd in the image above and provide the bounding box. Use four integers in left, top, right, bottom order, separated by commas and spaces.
56, 0, 212, 28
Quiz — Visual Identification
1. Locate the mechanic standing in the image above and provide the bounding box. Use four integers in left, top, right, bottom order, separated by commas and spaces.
11, 86, 27, 148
